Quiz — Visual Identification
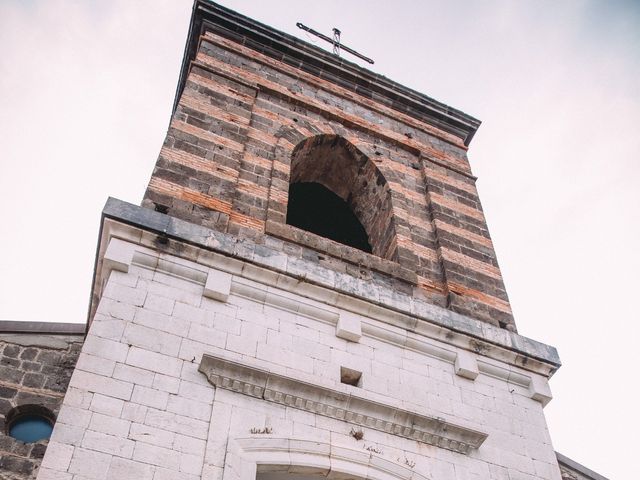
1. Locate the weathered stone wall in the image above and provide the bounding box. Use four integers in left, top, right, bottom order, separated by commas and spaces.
38, 239, 561, 479
0, 331, 83, 479
141, 29, 514, 329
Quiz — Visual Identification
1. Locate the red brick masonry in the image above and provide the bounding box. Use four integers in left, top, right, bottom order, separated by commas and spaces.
143, 30, 515, 330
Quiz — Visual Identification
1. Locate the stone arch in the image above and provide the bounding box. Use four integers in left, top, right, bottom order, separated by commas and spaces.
287, 134, 398, 261
226, 437, 429, 480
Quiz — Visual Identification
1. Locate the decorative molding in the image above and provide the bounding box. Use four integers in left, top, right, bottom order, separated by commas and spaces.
199, 354, 488, 455
95, 201, 561, 378
94, 224, 553, 406
225, 437, 431, 480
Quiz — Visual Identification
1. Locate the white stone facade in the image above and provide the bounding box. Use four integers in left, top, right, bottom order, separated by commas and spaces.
37, 225, 561, 480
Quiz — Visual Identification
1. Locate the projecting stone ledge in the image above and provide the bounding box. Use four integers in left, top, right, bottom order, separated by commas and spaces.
199, 354, 488, 455
99, 197, 561, 374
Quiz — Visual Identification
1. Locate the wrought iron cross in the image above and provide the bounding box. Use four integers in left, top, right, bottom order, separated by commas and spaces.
296, 23, 374, 64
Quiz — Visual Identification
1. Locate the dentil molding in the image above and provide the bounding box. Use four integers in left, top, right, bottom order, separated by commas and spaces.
199, 354, 487, 455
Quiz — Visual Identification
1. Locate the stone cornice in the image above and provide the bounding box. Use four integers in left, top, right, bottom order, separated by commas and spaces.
91, 198, 561, 376
199, 354, 487, 455
175, 0, 481, 146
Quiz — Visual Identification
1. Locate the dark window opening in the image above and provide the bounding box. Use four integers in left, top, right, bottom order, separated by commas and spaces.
286, 182, 372, 254
340, 366, 362, 387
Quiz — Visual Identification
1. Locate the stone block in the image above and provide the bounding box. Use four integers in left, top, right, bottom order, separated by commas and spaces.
90, 393, 124, 417
121, 402, 148, 423
529, 375, 553, 407
69, 370, 133, 401
153, 373, 181, 394
129, 422, 175, 449
82, 430, 135, 458
76, 352, 116, 377
82, 334, 129, 363
167, 395, 211, 421
126, 346, 183, 378
113, 363, 154, 387
204, 269, 232, 302
56, 405, 92, 429
335, 312, 362, 342
37, 467, 73, 480
144, 408, 210, 440
123, 322, 181, 357
103, 238, 135, 274
454, 350, 479, 380
107, 457, 154, 480
173, 434, 206, 456
131, 385, 170, 410
68, 447, 112, 479
144, 293, 176, 315
39, 441, 74, 472
133, 442, 181, 470
89, 412, 131, 437
178, 380, 215, 404
103, 282, 147, 307
50, 423, 85, 446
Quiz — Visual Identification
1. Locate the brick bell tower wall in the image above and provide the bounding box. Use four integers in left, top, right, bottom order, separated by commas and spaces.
142, 24, 514, 330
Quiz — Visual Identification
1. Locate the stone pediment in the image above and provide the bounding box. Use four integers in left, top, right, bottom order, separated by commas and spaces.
199, 354, 487, 455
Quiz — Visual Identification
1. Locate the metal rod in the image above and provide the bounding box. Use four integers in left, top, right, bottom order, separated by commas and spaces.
332, 28, 341, 56
297, 22, 374, 64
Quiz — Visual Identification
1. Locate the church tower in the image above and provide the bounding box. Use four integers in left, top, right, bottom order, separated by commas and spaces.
35, 1, 564, 479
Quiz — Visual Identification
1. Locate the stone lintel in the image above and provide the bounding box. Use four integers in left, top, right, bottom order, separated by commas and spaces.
199, 354, 487, 454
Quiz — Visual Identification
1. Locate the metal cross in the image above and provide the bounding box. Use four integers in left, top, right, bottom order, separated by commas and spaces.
296, 23, 374, 64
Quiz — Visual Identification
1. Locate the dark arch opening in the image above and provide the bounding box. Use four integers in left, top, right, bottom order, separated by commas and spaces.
286, 182, 372, 254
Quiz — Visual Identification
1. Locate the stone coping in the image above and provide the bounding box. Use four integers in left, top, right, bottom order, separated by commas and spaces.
264, 220, 418, 286
0, 321, 86, 335
556, 452, 610, 480
95, 198, 560, 372
176, 0, 481, 146
199, 354, 488, 454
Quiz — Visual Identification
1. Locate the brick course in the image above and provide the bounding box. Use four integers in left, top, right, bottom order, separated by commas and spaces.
142, 16, 515, 331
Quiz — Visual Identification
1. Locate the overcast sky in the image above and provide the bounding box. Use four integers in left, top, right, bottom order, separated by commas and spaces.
1, 1, 638, 478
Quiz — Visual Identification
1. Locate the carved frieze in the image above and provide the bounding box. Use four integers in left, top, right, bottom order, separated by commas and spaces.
199, 354, 488, 455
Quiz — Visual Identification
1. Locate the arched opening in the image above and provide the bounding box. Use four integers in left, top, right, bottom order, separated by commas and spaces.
287, 135, 397, 260
286, 182, 372, 253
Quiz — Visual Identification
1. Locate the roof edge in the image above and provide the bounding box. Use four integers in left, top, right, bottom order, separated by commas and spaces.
556, 452, 610, 480
0, 320, 86, 335
173, 0, 481, 146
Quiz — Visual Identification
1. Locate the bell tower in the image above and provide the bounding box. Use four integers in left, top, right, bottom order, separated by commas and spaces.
37, 2, 564, 479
